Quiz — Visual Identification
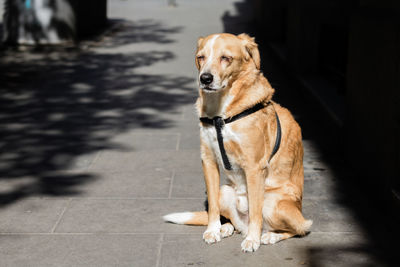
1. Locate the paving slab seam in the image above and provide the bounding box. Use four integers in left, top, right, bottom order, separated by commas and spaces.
0, 232, 165, 235
60, 197, 206, 200
5, 197, 206, 201
308, 231, 360, 234
304, 170, 333, 174
7, 195, 333, 200
181, 106, 187, 120
50, 198, 72, 233
155, 233, 165, 267
86, 150, 103, 171
175, 133, 181, 151
302, 196, 335, 200
9, 195, 334, 201
168, 170, 176, 199
0, 232, 359, 236
87, 150, 105, 171
128, 132, 181, 136
123, 131, 182, 135
304, 174, 335, 178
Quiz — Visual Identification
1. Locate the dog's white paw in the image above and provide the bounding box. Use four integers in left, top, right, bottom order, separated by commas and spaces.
261, 232, 282, 245
220, 223, 234, 238
203, 229, 221, 244
241, 237, 260, 252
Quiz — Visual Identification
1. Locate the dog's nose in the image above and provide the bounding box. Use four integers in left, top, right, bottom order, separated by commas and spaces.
200, 73, 213, 85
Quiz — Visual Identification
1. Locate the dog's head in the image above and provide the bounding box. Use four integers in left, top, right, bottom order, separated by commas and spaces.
195, 33, 260, 93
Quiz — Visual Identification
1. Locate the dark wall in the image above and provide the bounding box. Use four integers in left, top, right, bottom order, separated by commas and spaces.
346, 3, 400, 196
252, 0, 400, 200
69, 0, 108, 38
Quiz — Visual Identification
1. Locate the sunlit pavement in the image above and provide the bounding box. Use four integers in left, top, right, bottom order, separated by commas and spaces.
0, 1, 386, 266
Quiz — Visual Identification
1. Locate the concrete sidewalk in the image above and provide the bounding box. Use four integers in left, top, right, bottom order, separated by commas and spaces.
0, 0, 384, 266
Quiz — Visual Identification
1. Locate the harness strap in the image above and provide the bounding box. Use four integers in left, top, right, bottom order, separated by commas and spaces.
213, 117, 232, 170
268, 111, 281, 162
200, 102, 282, 170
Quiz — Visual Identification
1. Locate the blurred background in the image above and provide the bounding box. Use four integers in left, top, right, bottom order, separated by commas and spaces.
0, 0, 399, 266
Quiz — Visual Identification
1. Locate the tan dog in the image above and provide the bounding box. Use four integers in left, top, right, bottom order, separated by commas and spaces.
164, 33, 312, 252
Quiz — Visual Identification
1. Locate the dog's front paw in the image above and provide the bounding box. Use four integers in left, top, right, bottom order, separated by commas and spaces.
241, 237, 260, 252
203, 229, 221, 244
220, 223, 234, 238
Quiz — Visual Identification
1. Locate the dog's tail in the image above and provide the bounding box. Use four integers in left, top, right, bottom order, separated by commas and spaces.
163, 211, 208, 226
295, 219, 313, 236
276, 200, 313, 236
286, 213, 313, 236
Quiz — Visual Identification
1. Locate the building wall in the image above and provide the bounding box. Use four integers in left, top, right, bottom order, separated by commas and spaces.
252, 0, 400, 198
346, 4, 400, 195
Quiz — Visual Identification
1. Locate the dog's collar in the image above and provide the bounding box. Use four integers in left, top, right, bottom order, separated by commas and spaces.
199, 102, 282, 170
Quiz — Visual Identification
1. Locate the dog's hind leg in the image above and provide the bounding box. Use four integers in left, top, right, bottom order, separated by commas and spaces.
261, 231, 295, 245
275, 200, 312, 236
219, 185, 248, 236
262, 198, 312, 245
220, 222, 235, 238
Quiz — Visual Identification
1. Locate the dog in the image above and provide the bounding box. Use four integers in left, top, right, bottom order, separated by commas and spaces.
164, 33, 312, 252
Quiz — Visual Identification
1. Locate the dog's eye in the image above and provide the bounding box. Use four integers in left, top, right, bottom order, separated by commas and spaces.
197, 55, 205, 60
221, 56, 231, 61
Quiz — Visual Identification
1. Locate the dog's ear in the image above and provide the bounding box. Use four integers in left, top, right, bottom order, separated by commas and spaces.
197, 36, 204, 48
238, 33, 260, 70
195, 37, 204, 69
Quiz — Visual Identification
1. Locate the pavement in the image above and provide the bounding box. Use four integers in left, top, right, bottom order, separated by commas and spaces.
0, 0, 393, 266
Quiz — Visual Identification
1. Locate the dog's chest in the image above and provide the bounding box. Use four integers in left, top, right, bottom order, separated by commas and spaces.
200, 124, 239, 165
200, 124, 247, 192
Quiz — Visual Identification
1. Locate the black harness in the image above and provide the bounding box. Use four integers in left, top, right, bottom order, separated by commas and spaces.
200, 102, 282, 170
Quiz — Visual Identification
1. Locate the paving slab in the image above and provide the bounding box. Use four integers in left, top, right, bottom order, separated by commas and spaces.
90, 150, 202, 173
0, 198, 69, 233
55, 199, 206, 234
109, 132, 180, 151
178, 132, 201, 150
46, 168, 173, 198
66, 151, 102, 171
170, 171, 206, 198
160, 232, 381, 267
303, 171, 337, 200
181, 104, 200, 122
0, 234, 161, 267
302, 199, 361, 233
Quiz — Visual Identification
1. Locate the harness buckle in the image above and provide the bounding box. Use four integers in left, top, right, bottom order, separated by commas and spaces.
213, 116, 224, 129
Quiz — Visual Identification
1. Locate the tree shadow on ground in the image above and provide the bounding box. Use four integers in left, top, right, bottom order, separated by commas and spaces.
223, 1, 399, 266
88, 19, 183, 47
0, 19, 195, 206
